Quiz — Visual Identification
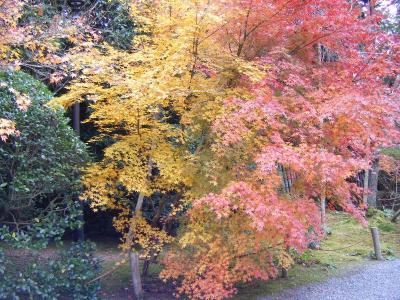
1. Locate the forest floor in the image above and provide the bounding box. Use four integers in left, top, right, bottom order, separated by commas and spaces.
95, 210, 400, 299
2, 210, 398, 299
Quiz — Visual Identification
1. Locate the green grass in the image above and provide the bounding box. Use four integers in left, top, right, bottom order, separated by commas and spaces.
100, 259, 163, 292
100, 260, 131, 292
381, 147, 400, 160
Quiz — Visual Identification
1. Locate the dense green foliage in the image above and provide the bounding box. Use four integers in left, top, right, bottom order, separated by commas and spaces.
0, 71, 89, 231
0, 72, 101, 299
21, 0, 136, 50
0, 201, 84, 250
0, 242, 101, 300
0, 70, 99, 299
91, 0, 136, 49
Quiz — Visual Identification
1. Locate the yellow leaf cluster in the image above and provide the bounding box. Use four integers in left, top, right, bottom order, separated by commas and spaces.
116, 214, 173, 259
51, 0, 265, 255
278, 251, 294, 270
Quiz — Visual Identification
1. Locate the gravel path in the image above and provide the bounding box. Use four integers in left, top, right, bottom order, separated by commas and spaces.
260, 260, 400, 300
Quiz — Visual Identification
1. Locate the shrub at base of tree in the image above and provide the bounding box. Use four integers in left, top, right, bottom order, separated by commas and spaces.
0, 242, 101, 300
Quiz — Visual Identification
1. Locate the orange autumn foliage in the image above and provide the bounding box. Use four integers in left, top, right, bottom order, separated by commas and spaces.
160, 1, 399, 299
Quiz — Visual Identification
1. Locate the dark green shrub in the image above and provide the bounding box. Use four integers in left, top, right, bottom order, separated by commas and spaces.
91, 0, 136, 49
0, 71, 99, 298
0, 71, 89, 248
0, 242, 101, 300
21, 0, 136, 50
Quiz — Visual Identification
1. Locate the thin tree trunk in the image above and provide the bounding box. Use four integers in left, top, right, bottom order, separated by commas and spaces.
320, 196, 326, 229
317, 43, 323, 64
367, 160, 379, 208
142, 259, 150, 277
281, 268, 288, 278
128, 193, 145, 300
135, 193, 144, 216
278, 165, 286, 193
362, 168, 370, 206
129, 251, 143, 300
368, 0, 374, 16
370, 227, 383, 260
72, 102, 85, 242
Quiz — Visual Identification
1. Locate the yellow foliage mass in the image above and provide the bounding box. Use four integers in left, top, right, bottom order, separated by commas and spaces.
50, 0, 265, 254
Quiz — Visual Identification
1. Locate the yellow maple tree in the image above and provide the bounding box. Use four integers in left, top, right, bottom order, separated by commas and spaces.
50, 1, 263, 297
53, 0, 262, 212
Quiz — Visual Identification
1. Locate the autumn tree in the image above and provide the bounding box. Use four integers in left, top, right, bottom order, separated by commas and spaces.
160, 0, 400, 299
51, 0, 258, 297
50, 0, 399, 299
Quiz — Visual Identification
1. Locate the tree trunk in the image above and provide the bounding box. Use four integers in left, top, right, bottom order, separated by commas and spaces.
72, 102, 85, 241
367, 159, 379, 208
281, 268, 288, 278
142, 259, 150, 277
368, 0, 375, 16
317, 43, 323, 64
320, 196, 326, 229
129, 251, 144, 300
362, 168, 370, 205
370, 227, 383, 260
129, 193, 145, 300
